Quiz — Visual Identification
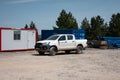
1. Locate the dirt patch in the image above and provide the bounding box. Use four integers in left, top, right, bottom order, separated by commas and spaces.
0, 48, 120, 80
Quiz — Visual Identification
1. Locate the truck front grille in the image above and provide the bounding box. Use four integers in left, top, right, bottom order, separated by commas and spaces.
35, 43, 50, 50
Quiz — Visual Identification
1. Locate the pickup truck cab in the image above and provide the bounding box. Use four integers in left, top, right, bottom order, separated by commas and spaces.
35, 34, 87, 56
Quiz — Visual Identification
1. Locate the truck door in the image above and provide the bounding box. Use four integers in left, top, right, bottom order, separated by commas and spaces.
58, 35, 68, 49
66, 35, 76, 49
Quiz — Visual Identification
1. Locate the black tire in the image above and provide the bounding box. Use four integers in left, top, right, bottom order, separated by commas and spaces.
49, 47, 57, 56
38, 52, 45, 55
76, 45, 83, 54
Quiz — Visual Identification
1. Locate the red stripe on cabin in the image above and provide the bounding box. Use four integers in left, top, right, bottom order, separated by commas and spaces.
1, 48, 35, 52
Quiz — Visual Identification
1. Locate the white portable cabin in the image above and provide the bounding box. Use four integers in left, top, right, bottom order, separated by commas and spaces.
0, 27, 38, 52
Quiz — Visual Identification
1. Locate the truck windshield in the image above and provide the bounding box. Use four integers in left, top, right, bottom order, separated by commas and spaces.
47, 35, 59, 40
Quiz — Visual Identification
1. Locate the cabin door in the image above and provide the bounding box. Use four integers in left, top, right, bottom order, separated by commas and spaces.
27, 31, 35, 48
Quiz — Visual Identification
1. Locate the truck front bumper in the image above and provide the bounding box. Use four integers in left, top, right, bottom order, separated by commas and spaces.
35, 43, 50, 52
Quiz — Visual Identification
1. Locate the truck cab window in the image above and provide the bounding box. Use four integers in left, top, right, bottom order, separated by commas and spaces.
67, 35, 73, 40
59, 36, 66, 41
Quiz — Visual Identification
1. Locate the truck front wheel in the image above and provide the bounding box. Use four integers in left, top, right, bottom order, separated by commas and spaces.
49, 47, 57, 56
76, 45, 83, 54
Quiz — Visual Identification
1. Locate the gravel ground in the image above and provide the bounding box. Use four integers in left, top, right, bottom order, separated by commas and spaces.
0, 48, 120, 80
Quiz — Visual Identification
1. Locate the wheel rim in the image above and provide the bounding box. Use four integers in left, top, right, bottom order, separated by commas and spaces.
50, 47, 57, 56
77, 46, 82, 54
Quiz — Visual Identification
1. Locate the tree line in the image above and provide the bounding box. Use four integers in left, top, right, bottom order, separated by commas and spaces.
24, 21, 36, 29
55, 9, 120, 40
81, 14, 120, 40
24, 9, 120, 40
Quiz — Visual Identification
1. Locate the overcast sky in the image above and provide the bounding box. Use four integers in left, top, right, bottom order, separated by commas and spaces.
0, 0, 120, 33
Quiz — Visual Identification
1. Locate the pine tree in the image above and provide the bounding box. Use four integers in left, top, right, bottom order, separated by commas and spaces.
81, 17, 91, 39
90, 15, 105, 39
30, 21, 36, 29
81, 17, 90, 30
56, 9, 78, 29
24, 24, 29, 28
109, 13, 120, 37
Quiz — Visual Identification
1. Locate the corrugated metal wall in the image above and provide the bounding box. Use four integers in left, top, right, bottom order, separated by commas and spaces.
41, 29, 85, 40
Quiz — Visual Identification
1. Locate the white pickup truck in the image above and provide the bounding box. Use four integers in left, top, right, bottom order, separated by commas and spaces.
35, 34, 87, 56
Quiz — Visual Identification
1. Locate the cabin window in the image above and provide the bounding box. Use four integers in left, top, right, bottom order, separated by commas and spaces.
67, 35, 73, 40
59, 36, 66, 41
14, 31, 21, 40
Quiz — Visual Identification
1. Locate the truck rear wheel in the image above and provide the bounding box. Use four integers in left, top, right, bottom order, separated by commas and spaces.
49, 47, 57, 56
76, 45, 83, 54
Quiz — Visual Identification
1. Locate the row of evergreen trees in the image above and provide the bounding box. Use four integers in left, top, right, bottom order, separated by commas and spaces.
24, 9, 120, 40
55, 9, 120, 40
81, 14, 120, 40
24, 21, 36, 29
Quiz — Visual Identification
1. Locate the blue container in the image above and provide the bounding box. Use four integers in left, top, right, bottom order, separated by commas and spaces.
102, 37, 120, 48
41, 29, 85, 40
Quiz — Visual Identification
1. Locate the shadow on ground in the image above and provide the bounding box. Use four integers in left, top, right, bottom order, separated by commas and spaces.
32, 51, 79, 56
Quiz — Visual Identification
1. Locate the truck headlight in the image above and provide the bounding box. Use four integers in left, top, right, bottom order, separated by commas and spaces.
43, 42, 50, 45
